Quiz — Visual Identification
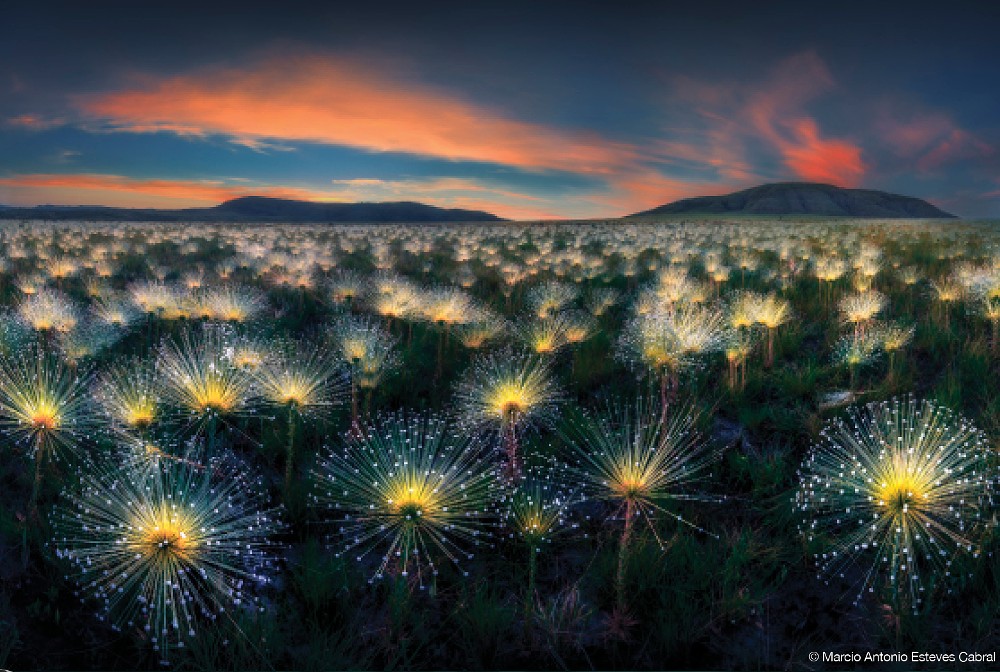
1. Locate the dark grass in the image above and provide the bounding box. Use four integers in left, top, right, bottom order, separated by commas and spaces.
0, 220, 997, 670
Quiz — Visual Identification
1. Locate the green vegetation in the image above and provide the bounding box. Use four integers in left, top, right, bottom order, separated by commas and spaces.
0, 217, 997, 670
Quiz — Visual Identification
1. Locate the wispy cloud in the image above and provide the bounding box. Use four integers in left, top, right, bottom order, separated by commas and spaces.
0, 173, 330, 207
875, 107, 994, 172
667, 51, 866, 186
5, 114, 66, 130
73, 53, 641, 175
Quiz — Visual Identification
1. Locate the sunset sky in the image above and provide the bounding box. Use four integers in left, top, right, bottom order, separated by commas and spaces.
1, 1, 998, 219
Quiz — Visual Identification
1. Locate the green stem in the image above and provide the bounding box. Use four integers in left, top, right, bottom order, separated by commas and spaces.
351, 378, 359, 429
436, 329, 444, 379
616, 499, 635, 613
30, 444, 45, 511
21, 523, 29, 569
502, 418, 521, 483
659, 371, 669, 424
207, 414, 218, 459
766, 329, 775, 368
284, 404, 297, 493
524, 544, 537, 639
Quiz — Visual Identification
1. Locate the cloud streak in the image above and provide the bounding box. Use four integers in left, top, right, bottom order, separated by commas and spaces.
0, 173, 326, 207
875, 108, 994, 173
74, 54, 641, 176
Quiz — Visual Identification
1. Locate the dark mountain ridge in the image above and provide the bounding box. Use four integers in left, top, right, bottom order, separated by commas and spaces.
630, 182, 956, 218
0, 196, 504, 223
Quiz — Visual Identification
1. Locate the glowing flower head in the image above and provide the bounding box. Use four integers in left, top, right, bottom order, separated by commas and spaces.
454, 348, 563, 433
0, 345, 94, 459
796, 397, 995, 612
157, 326, 257, 423
312, 413, 499, 585
561, 399, 721, 543
839, 290, 887, 327
527, 282, 578, 319
505, 467, 579, 551
94, 357, 161, 433
254, 339, 347, 413
620, 304, 729, 376
51, 447, 282, 662
18, 288, 80, 333
330, 316, 399, 390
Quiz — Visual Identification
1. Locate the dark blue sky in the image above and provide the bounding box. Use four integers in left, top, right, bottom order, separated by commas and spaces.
1, 1, 998, 218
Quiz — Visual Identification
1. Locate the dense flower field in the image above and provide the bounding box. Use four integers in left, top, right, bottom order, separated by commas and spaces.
0, 217, 997, 670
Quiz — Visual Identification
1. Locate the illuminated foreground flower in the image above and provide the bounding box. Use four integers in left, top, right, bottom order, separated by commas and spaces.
94, 357, 162, 436
505, 470, 579, 623
796, 397, 995, 613
0, 345, 94, 504
50, 448, 282, 662
561, 399, 721, 612
313, 413, 499, 587
620, 304, 728, 419
157, 326, 257, 447
254, 339, 347, 491
454, 348, 563, 481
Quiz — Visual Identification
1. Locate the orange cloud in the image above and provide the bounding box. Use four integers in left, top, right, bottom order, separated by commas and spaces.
6, 51, 768, 217
75, 54, 640, 175
0, 173, 325, 207
777, 118, 865, 186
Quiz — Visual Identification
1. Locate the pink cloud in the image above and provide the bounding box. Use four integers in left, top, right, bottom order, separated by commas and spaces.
876, 109, 994, 172
667, 51, 867, 187
744, 53, 865, 185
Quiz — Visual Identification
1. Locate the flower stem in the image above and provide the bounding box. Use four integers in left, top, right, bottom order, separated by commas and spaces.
616, 499, 635, 613
284, 404, 297, 493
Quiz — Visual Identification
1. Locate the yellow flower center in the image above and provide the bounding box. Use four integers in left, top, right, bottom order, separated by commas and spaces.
342, 339, 368, 362
489, 382, 530, 418
387, 483, 437, 522
877, 472, 927, 515
191, 376, 237, 412
136, 511, 199, 563
126, 407, 156, 428
30, 409, 59, 430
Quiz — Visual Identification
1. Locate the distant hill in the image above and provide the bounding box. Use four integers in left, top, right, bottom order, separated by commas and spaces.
630, 182, 956, 219
0, 196, 504, 223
